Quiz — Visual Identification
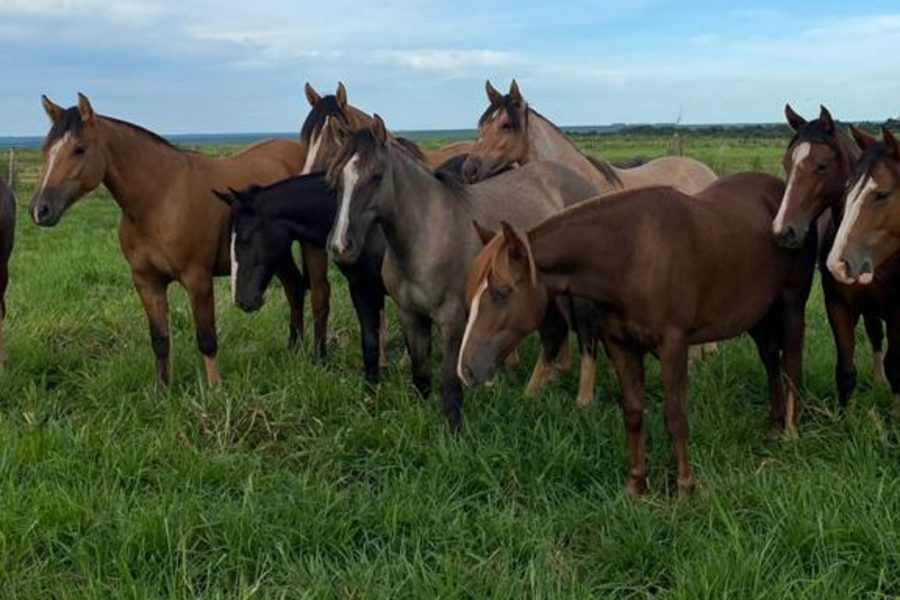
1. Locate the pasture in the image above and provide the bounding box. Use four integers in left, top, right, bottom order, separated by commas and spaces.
2, 132, 899, 598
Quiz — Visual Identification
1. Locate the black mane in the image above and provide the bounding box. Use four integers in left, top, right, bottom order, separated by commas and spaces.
47, 106, 179, 150
478, 94, 526, 131
300, 95, 348, 142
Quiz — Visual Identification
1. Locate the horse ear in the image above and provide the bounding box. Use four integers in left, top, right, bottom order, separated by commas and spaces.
372, 113, 388, 145
227, 186, 253, 211
509, 79, 523, 104
41, 95, 64, 122
77, 92, 95, 124
304, 82, 322, 107
485, 80, 502, 105
784, 104, 806, 131
850, 124, 877, 151
819, 105, 835, 133
500, 221, 537, 286
335, 82, 348, 109
472, 220, 496, 246
882, 126, 900, 160
212, 189, 234, 207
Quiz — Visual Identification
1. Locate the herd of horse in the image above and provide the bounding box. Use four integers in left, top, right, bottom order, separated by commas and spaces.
8, 80, 900, 495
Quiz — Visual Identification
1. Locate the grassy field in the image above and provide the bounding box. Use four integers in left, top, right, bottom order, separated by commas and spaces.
1, 133, 899, 598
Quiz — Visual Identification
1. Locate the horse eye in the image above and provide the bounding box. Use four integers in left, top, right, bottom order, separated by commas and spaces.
814, 163, 827, 174
371, 173, 383, 185
73, 145, 86, 156
500, 122, 514, 131
492, 285, 512, 304
875, 190, 892, 201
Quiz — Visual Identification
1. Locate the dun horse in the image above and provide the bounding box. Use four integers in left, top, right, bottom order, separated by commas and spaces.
458, 174, 816, 495
29, 94, 329, 385
774, 105, 887, 405
301, 82, 473, 174
0, 179, 14, 364
216, 174, 387, 383
461, 80, 718, 195
824, 126, 900, 403
327, 116, 597, 430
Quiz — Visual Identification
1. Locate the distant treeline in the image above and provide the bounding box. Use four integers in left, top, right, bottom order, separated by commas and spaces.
569, 118, 900, 138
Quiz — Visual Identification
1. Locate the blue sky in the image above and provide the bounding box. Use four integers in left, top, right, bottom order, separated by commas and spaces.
1, 0, 899, 135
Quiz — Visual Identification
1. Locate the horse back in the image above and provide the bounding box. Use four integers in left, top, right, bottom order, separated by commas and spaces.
0, 180, 14, 264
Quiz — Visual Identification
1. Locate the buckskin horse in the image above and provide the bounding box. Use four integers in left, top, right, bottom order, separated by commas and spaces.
824, 126, 900, 405
774, 105, 887, 405
29, 94, 329, 386
457, 173, 816, 495
326, 115, 597, 431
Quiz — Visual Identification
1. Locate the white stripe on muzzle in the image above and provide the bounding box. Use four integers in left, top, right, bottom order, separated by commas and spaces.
332, 154, 360, 255
301, 117, 327, 175
457, 279, 488, 384
827, 175, 876, 275
773, 142, 811, 234
33, 133, 69, 221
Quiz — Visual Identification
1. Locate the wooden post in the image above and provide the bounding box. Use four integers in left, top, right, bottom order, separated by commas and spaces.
6, 149, 15, 189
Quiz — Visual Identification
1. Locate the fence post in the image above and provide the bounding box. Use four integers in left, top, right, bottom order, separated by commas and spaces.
6, 149, 15, 189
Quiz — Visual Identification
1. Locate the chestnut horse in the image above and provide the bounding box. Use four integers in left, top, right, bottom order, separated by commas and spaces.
29, 94, 329, 385
0, 179, 14, 364
326, 116, 597, 431
774, 105, 887, 405
300, 82, 473, 174
458, 173, 816, 495
825, 126, 900, 405
461, 80, 718, 195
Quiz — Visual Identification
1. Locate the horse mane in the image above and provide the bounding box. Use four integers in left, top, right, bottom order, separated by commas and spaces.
478, 93, 527, 130
585, 155, 623, 187
46, 107, 189, 152
395, 136, 428, 162
300, 95, 348, 142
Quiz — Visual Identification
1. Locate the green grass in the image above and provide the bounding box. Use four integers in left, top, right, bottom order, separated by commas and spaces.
2, 134, 899, 598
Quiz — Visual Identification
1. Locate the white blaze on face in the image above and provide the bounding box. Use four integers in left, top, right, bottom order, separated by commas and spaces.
301, 117, 327, 175
34, 133, 70, 220
827, 175, 877, 282
332, 154, 360, 255
773, 142, 811, 234
230, 229, 238, 303
457, 279, 488, 385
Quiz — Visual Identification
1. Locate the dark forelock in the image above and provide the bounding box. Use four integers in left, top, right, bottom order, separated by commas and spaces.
300, 95, 348, 141
478, 94, 526, 130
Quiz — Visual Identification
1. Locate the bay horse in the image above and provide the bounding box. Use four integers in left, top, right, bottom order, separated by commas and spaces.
29, 94, 330, 386
824, 126, 900, 405
457, 173, 816, 495
300, 82, 473, 174
215, 173, 387, 383
326, 116, 597, 431
774, 105, 887, 405
461, 80, 718, 196
0, 179, 14, 364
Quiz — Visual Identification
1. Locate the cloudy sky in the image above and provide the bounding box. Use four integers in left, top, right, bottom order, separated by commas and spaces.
1, 0, 899, 135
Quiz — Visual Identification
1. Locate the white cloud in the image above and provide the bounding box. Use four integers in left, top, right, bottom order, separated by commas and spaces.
372, 49, 515, 72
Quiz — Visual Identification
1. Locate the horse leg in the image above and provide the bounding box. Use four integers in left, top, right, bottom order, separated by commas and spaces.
439, 321, 465, 433
349, 283, 383, 385
574, 300, 602, 408
781, 293, 806, 436
605, 339, 646, 496
882, 312, 900, 414
750, 313, 784, 433
301, 243, 330, 360
525, 299, 568, 397
184, 273, 219, 387
824, 297, 859, 408
274, 256, 307, 351
0, 269, 8, 366
134, 273, 171, 385
397, 308, 432, 399
863, 312, 886, 384
658, 335, 694, 495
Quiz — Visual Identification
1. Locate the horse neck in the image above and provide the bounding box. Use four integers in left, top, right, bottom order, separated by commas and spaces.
832, 129, 862, 210
530, 210, 621, 304
97, 118, 191, 221
526, 111, 614, 189
259, 179, 334, 246
379, 146, 458, 262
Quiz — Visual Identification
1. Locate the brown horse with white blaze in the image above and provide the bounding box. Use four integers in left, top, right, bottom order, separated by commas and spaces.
30, 94, 330, 385
774, 104, 887, 405
825, 126, 900, 405
458, 173, 816, 495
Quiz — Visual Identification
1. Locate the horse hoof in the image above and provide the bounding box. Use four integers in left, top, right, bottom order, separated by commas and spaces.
624, 476, 645, 498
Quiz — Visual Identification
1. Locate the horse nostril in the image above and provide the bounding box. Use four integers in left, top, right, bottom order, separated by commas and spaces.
36, 204, 50, 222
463, 364, 475, 384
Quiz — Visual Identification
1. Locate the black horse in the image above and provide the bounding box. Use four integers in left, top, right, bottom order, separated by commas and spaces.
0, 179, 14, 364
215, 173, 386, 382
